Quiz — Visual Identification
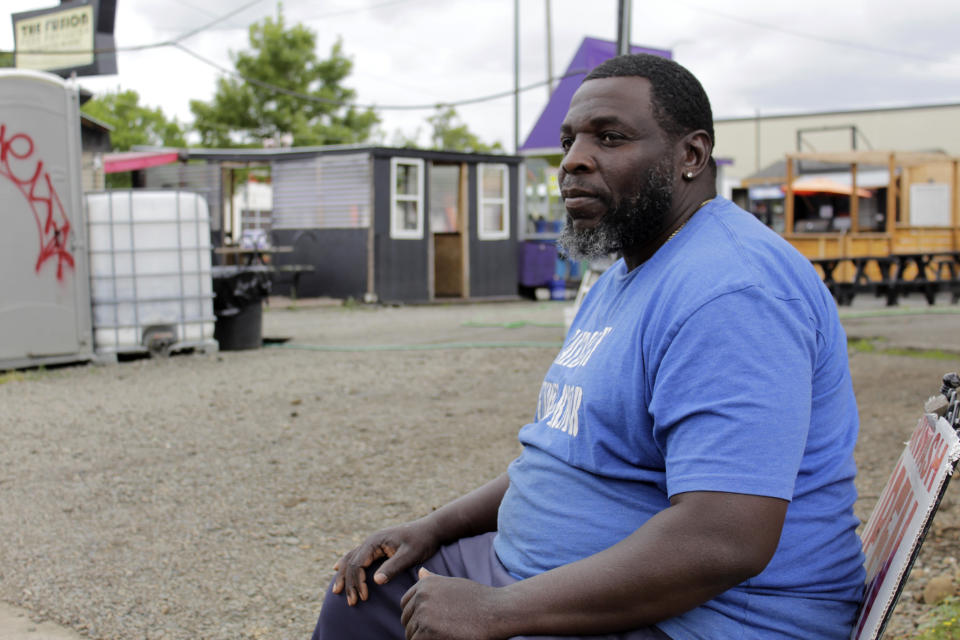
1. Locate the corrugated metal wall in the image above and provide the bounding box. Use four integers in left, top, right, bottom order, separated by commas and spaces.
272, 153, 371, 230
144, 163, 222, 231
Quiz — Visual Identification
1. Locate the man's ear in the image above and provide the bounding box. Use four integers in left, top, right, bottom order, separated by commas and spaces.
678, 130, 713, 180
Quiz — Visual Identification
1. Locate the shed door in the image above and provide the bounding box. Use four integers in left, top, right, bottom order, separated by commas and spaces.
430, 163, 467, 298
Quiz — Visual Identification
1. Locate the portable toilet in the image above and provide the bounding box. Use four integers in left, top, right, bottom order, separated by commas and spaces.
0, 70, 94, 370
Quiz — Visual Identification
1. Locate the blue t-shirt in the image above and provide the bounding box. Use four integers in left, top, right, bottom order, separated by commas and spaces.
493, 198, 865, 639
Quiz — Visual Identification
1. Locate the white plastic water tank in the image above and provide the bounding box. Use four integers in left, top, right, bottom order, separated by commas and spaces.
85, 190, 217, 357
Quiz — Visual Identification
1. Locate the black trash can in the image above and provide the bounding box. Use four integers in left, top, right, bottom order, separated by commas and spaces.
212, 266, 272, 350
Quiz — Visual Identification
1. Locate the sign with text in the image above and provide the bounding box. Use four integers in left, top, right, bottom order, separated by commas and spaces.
11, 0, 117, 78
14, 4, 94, 72
852, 412, 960, 640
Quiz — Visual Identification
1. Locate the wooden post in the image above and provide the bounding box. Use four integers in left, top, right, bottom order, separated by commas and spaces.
459, 163, 470, 298
513, 0, 520, 153
953, 160, 959, 251
899, 164, 909, 233
850, 162, 859, 233
886, 153, 897, 236
366, 157, 376, 301
785, 156, 795, 235
222, 165, 235, 245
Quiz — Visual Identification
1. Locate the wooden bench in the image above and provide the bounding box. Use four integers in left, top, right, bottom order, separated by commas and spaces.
852, 372, 960, 639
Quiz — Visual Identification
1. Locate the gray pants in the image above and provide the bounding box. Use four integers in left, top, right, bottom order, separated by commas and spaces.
311, 532, 671, 640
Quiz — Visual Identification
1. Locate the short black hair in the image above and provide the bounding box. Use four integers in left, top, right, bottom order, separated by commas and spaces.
584, 53, 715, 152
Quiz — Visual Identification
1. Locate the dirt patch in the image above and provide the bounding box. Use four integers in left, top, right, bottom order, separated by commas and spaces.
0, 299, 957, 639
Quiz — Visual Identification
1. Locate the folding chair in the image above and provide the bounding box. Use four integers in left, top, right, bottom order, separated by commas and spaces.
852, 373, 960, 639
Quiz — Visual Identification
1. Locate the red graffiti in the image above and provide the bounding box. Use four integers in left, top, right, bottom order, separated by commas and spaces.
0, 123, 75, 281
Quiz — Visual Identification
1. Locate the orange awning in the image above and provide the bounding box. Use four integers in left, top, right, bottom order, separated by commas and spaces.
792, 176, 871, 198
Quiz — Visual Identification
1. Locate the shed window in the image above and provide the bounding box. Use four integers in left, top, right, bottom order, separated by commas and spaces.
429, 164, 461, 233
391, 157, 424, 239
478, 163, 509, 240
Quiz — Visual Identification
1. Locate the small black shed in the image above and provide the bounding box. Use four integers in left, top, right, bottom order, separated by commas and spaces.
180, 145, 523, 304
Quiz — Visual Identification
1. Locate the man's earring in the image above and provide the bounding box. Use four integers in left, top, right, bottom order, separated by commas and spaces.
684, 171, 694, 180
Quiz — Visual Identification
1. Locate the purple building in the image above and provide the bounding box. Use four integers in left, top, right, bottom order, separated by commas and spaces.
521, 37, 672, 155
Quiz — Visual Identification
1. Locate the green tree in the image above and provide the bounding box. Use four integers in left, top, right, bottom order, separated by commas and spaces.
389, 126, 422, 149
81, 89, 187, 151
0, 51, 12, 67
81, 90, 187, 188
190, 6, 378, 148
426, 106, 502, 153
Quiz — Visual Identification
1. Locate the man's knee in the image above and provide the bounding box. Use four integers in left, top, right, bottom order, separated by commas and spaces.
311, 563, 416, 640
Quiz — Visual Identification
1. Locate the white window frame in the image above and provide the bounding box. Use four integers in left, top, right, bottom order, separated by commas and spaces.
477, 163, 510, 241
390, 157, 425, 239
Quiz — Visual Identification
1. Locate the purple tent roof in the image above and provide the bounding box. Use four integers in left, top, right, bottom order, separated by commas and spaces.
520, 37, 672, 154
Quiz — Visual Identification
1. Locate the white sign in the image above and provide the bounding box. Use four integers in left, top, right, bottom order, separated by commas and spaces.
852, 412, 960, 640
14, 5, 95, 72
910, 183, 951, 227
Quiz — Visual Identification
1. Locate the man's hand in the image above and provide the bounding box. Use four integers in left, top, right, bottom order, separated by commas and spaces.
331, 519, 441, 606
400, 568, 504, 640
329, 474, 509, 607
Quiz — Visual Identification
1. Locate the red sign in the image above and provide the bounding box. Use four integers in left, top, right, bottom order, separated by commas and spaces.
853, 412, 960, 640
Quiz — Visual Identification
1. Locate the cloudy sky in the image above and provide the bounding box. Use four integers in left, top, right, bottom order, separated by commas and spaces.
4, 0, 960, 151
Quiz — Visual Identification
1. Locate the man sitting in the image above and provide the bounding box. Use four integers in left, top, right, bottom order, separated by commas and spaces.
310, 53, 865, 640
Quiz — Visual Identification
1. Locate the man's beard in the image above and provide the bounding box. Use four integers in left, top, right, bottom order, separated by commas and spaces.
557, 155, 675, 263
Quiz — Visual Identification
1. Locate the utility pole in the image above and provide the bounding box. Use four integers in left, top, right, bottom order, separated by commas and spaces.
545, 0, 555, 98
616, 0, 632, 56
514, 0, 520, 152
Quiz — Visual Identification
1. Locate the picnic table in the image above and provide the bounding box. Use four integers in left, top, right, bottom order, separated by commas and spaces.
214, 246, 314, 298
810, 251, 960, 306
214, 245, 294, 266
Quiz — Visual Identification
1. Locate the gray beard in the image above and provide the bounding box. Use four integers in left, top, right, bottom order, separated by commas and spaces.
557, 156, 675, 263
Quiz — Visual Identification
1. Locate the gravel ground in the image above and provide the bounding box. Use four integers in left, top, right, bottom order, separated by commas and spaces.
1, 296, 959, 639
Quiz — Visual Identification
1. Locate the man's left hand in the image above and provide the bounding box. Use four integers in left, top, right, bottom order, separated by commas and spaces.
400, 568, 505, 640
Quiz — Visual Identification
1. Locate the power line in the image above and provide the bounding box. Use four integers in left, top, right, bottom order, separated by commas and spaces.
129, 0, 437, 36
298, 0, 431, 20
7, 32, 583, 114
9, 0, 435, 52
677, 1, 950, 64
174, 42, 588, 112
170, 0, 269, 43
6, 0, 577, 115
8, 0, 268, 55
165, 0, 221, 21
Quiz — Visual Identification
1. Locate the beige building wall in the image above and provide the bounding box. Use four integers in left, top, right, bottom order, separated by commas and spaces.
81, 151, 105, 191
714, 103, 960, 182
